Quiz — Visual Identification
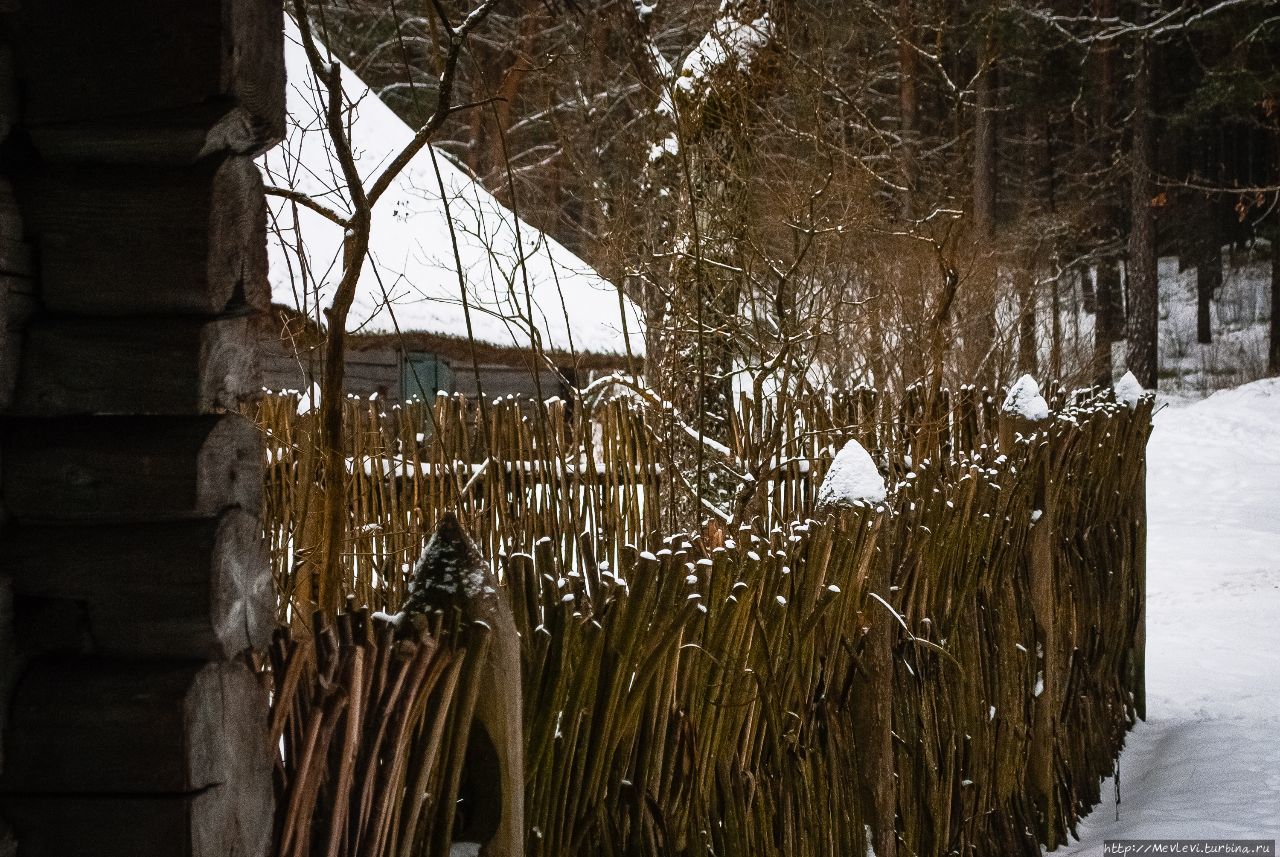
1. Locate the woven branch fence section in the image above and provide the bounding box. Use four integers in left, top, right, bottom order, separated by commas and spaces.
257, 384, 1021, 619
268, 572, 517, 857
256, 386, 1152, 857
269, 607, 466, 857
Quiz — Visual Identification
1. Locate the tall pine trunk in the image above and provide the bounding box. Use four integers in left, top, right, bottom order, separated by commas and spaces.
1272, 129, 1280, 375
1095, 259, 1121, 385
1126, 39, 1158, 388
1089, 0, 1120, 386
898, 0, 918, 220
1050, 274, 1062, 380
1195, 200, 1221, 344
1016, 267, 1037, 374
1196, 262, 1214, 344
968, 7, 998, 383
1270, 214, 1279, 374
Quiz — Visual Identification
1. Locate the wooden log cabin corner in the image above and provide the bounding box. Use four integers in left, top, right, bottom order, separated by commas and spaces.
0, 2, 285, 854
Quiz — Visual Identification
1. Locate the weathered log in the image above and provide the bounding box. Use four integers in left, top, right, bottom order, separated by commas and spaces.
0, 656, 270, 794
2, 414, 262, 522
16, 157, 268, 315
3, 509, 270, 659
0, 180, 33, 279
0, 45, 15, 143
14, 0, 284, 164
0, 658, 271, 857
4, 593, 92, 669
0, 237, 32, 279
14, 314, 261, 416
0, 275, 37, 412
0, 791, 271, 857
0, 575, 11, 774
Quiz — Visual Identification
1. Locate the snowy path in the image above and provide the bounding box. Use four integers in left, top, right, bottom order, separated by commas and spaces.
1057, 379, 1280, 853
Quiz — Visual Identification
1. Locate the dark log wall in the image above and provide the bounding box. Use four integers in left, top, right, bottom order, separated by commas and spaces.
0, 3, 284, 854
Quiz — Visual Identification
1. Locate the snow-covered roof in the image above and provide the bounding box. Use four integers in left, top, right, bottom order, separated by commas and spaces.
259, 18, 645, 359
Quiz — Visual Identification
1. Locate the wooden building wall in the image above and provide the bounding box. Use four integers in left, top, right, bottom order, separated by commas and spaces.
261, 339, 574, 403
0, 3, 284, 854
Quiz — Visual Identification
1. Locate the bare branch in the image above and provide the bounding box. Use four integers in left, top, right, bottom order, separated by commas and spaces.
366, 0, 503, 208
265, 185, 349, 226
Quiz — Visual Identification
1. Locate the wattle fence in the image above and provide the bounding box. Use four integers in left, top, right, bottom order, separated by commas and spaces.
257, 384, 1021, 615
256, 383, 1151, 857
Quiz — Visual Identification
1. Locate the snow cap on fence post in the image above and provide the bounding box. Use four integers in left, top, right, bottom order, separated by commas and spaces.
401, 511, 496, 627
1002, 374, 1050, 422
999, 374, 1050, 454
1114, 370, 1147, 410
816, 439, 886, 510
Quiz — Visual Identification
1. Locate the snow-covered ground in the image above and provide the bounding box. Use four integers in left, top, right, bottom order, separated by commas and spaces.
1056, 378, 1280, 853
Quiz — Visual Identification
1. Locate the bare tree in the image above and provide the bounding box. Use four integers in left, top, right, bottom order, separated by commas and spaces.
267, 0, 501, 608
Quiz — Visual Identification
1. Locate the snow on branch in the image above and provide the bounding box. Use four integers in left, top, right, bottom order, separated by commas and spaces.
638, 0, 780, 164
672, 8, 775, 107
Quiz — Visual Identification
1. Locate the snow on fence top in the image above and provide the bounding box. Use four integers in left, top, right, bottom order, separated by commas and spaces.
816, 438, 887, 508
1114, 371, 1147, 410
260, 17, 645, 358
1002, 374, 1050, 421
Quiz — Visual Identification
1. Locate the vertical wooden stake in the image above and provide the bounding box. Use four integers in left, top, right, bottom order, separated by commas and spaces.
1132, 455, 1148, 722
849, 512, 896, 857
402, 512, 524, 857
1029, 447, 1058, 846
1001, 405, 1057, 847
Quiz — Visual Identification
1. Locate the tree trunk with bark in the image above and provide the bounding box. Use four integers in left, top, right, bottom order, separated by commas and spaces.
1272, 187, 1280, 374
898, 0, 918, 220
1089, 0, 1120, 387
1271, 128, 1280, 375
1271, 230, 1280, 375
1126, 40, 1158, 388
968, 8, 998, 382
1050, 273, 1063, 379
630, 0, 788, 525
1081, 264, 1097, 314
1016, 265, 1037, 374
1195, 200, 1221, 345
1095, 259, 1121, 385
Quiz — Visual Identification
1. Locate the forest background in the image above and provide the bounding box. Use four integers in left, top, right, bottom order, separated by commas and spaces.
298, 0, 1279, 411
